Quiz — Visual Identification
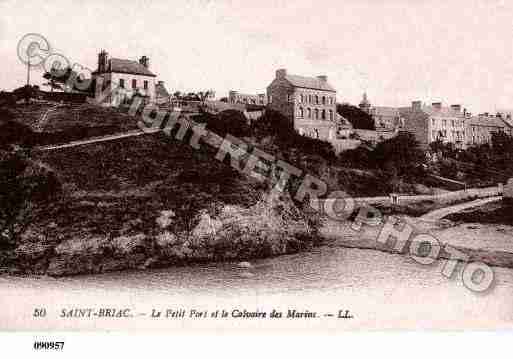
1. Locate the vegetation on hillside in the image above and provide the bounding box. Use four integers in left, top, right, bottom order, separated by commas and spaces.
336, 103, 375, 130
429, 132, 513, 186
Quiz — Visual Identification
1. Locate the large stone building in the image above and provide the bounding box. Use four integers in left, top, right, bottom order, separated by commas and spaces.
359, 93, 404, 130
228, 91, 266, 105
466, 114, 513, 146
267, 69, 338, 140
399, 101, 467, 149
92, 50, 157, 106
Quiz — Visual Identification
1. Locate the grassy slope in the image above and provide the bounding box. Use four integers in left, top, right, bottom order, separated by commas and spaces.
32, 132, 263, 242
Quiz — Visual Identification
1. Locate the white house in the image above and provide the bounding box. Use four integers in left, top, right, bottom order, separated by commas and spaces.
92, 50, 157, 106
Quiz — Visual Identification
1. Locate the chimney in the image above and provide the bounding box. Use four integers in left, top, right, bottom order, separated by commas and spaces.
139, 56, 150, 68
432, 102, 442, 110
158, 80, 164, 85
98, 49, 108, 73
276, 68, 287, 79
317, 75, 328, 82
412, 100, 422, 110
451, 104, 461, 113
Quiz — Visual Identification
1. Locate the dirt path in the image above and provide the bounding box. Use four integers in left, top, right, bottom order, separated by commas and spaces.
34, 104, 61, 132
419, 196, 502, 221
36, 128, 160, 151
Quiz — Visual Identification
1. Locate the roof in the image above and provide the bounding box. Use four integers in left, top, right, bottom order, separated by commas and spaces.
469, 116, 508, 128
284, 74, 336, 92
371, 106, 400, 118
96, 58, 156, 77
400, 105, 462, 118
156, 82, 170, 98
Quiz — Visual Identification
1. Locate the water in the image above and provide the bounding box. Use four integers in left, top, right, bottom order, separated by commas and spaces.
1, 246, 513, 330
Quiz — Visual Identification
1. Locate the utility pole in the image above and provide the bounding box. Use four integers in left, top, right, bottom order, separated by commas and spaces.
26, 61, 30, 86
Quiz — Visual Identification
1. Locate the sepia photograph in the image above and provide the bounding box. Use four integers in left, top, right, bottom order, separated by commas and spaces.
0, 0, 513, 353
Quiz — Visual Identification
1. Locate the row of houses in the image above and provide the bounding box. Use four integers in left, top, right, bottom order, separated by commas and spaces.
90, 50, 513, 150
358, 93, 513, 149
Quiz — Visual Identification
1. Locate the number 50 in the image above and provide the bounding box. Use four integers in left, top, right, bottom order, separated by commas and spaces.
33, 308, 47, 317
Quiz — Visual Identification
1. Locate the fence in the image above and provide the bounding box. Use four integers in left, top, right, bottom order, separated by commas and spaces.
321, 185, 503, 209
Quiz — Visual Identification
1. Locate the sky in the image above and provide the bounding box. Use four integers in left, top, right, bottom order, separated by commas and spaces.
1, 0, 513, 112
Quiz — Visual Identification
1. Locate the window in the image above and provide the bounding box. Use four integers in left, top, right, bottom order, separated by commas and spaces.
314, 109, 319, 119
307, 108, 311, 118
119, 79, 125, 88
132, 79, 137, 89
308, 95, 312, 103
432, 118, 436, 126
315, 95, 319, 104
144, 80, 148, 90
300, 94, 303, 103
442, 120, 447, 127
321, 109, 326, 120
451, 120, 455, 127
322, 96, 326, 105
299, 107, 304, 118
329, 110, 333, 120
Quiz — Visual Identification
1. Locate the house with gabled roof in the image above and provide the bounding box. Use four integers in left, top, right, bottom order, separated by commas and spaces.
92, 50, 158, 106
467, 114, 513, 146
267, 68, 339, 140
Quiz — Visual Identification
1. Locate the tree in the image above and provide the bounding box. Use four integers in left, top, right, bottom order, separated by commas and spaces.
42, 67, 92, 93
336, 103, 375, 130
12, 85, 40, 104
372, 131, 425, 178
197, 90, 214, 112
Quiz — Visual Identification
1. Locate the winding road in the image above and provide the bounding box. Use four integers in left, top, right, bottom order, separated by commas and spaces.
419, 196, 502, 221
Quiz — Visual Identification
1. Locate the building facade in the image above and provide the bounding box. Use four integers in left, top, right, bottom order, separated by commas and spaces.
92, 50, 157, 106
155, 80, 170, 106
228, 91, 266, 105
400, 101, 467, 149
466, 114, 513, 146
267, 69, 338, 140
359, 93, 404, 130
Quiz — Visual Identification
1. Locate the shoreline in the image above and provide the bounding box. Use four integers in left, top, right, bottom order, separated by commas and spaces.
3, 213, 513, 278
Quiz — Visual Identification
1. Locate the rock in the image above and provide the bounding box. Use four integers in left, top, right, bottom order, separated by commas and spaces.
155, 231, 179, 247
110, 234, 146, 255
14, 242, 54, 261
54, 237, 109, 256
238, 261, 252, 268
239, 271, 255, 278
156, 210, 176, 229
191, 212, 222, 238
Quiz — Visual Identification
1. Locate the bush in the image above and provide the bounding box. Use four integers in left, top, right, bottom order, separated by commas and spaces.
336, 103, 375, 130
0, 109, 37, 149
0, 150, 61, 247
194, 110, 250, 138
372, 132, 425, 178
252, 109, 336, 161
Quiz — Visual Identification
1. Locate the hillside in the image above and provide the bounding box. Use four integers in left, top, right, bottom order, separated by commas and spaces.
0, 104, 319, 276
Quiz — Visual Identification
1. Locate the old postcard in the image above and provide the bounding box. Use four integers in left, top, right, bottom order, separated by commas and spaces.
1, 0, 513, 345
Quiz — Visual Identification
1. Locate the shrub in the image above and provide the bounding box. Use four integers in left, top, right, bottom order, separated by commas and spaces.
336, 103, 375, 130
